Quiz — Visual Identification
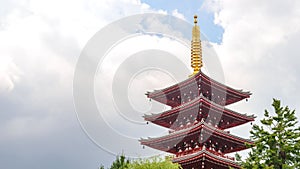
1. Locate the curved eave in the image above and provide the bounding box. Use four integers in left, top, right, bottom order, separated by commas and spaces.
147, 70, 251, 100
199, 71, 251, 97
140, 121, 254, 146
144, 96, 255, 125
172, 150, 241, 169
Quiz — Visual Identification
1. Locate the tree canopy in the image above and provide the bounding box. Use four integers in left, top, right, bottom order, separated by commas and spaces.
239, 99, 300, 169
110, 155, 130, 169
100, 155, 181, 169
128, 156, 182, 169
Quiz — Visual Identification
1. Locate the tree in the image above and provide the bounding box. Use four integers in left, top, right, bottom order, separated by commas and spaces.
100, 155, 181, 169
109, 154, 130, 169
127, 156, 182, 169
240, 99, 300, 169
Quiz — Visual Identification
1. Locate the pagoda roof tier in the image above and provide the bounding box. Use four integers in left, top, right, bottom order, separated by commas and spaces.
172, 149, 240, 169
144, 95, 255, 130
140, 120, 253, 154
146, 71, 251, 107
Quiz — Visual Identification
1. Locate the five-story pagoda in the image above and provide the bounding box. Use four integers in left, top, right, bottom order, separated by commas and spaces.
140, 15, 255, 169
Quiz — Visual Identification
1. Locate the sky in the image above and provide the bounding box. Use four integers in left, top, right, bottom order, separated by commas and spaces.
1, 0, 300, 169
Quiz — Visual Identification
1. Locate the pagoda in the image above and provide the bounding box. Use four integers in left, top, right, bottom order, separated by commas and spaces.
140, 15, 255, 169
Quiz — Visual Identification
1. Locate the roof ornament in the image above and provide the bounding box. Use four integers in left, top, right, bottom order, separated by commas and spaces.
190, 15, 203, 77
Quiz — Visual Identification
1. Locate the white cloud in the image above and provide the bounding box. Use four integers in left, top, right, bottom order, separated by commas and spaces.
204, 0, 300, 103
95, 34, 190, 122
0, 0, 150, 149
0, 56, 21, 93
172, 9, 185, 20
0, 0, 190, 168
0, 0, 156, 102
0, 0, 181, 95
204, 0, 300, 157
0, 116, 56, 140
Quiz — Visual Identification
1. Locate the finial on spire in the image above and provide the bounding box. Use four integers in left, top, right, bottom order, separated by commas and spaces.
194, 15, 198, 24
190, 14, 203, 77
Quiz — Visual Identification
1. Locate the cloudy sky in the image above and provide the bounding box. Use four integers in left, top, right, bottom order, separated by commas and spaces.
1, 0, 300, 168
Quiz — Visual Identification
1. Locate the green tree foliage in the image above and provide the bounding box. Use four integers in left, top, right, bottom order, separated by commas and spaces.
240, 99, 300, 169
127, 156, 182, 169
100, 155, 181, 169
110, 155, 130, 169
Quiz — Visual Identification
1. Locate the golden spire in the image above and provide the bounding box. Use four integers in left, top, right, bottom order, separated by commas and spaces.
190, 15, 203, 77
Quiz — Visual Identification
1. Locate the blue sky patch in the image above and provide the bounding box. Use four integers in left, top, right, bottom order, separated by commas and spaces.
141, 0, 224, 43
